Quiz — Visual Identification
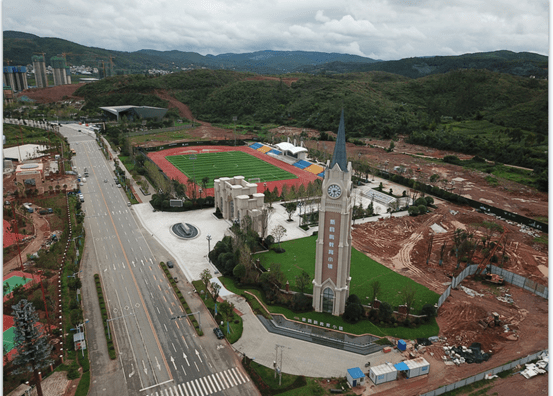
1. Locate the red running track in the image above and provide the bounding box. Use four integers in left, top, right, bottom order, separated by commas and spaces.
147, 146, 320, 197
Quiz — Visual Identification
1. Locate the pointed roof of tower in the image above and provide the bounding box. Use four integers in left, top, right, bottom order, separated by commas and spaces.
329, 109, 348, 172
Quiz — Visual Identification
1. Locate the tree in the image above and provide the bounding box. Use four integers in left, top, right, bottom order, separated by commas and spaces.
201, 176, 209, 198
210, 282, 221, 302
233, 263, 246, 281
200, 269, 212, 300
284, 202, 297, 221
218, 300, 235, 334
421, 303, 437, 321
401, 284, 417, 320
378, 301, 393, 322
260, 263, 286, 292
271, 225, 287, 252
11, 300, 54, 396
369, 281, 381, 304
295, 270, 311, 294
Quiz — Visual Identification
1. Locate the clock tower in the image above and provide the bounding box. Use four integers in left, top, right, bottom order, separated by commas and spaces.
313, 110, 353, 316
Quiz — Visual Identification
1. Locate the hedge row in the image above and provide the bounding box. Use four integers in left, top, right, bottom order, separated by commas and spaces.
242, 356, 307, 396
159, 262, 203, 336
94, 274, 117, 359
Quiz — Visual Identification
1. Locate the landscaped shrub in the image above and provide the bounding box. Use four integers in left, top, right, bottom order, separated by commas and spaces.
408, 206, 420, 216
417, 205, 427, 214
414, 197, 427, 207
420, 303, 437, 320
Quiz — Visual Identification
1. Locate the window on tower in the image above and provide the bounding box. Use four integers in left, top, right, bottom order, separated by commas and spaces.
329, 242, 334, 247
329, 227, 335, 232
329, 234, 335, 240
330, 219, 335, 225
328, 264, 333, 269
328, 257, 333, 262
328, 249, 334, 255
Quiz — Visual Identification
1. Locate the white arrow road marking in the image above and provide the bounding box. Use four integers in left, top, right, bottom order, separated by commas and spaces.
155, 356, 161, 371
113, 263, 116, 271
132, 261, 136, 267
142, 360, 147, 374
141, 259, 144, 266
183, 352, 190, 366
172, 343, 177, 352
170, 356, 177, 370
195, 349, 202, 363
122, 261, 126, 269
149, 258, 153, 264
129, 364, 135, 378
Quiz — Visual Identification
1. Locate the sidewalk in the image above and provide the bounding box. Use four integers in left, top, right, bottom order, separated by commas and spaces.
100, 136, 154, 204
226, 294, 404, 378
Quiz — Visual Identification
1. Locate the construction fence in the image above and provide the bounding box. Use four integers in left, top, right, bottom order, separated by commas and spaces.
419, 349, 548, 396
437, 264, 548, 309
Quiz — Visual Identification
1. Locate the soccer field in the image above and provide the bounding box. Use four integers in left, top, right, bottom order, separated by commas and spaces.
166, 151, 297, 189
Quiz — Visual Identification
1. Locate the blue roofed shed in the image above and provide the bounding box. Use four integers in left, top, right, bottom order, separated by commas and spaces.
346, 367, 365, 387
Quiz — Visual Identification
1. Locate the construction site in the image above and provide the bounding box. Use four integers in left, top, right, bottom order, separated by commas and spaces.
6, 83, 548, 396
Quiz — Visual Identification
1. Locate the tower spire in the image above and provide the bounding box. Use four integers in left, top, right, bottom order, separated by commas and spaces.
329, 109, 348, 172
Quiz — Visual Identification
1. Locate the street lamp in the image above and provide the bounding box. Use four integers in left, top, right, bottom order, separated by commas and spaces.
206, 234, 212, 262
233, 116, 237, 146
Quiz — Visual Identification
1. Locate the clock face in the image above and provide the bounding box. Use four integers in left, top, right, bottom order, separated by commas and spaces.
327, 184, 342, 198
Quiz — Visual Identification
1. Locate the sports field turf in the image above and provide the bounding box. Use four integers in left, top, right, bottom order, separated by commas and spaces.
166, 151, 297, 189
3, 276, 32, 296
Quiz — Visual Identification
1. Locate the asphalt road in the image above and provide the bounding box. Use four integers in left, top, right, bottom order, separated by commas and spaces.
61, 125, 257, 396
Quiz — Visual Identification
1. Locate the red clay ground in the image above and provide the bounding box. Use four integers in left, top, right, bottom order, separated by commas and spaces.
147, 145, 320, 197
350, 204, 548, 396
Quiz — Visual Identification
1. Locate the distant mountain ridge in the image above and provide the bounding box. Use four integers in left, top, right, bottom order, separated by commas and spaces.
3, 30, 547, 78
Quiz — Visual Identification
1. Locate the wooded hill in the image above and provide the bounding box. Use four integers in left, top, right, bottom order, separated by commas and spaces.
4, 30, 547, 78
74, 68, 547, 176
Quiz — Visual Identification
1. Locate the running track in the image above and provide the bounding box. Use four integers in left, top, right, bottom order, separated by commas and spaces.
147, 146, 320, 197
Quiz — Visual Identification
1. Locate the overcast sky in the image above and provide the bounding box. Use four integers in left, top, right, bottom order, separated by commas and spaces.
2, 0, 549, 60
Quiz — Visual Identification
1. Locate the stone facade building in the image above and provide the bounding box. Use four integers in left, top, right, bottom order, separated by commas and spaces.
214, 176, 265, 235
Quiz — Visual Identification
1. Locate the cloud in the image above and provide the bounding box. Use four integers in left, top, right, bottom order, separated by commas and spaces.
2, 0, 548, 60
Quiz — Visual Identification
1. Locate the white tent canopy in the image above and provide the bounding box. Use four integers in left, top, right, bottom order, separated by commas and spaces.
275, 142, 307, 155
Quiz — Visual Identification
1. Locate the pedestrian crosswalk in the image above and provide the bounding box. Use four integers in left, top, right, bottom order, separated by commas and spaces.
146, 367, 250, 396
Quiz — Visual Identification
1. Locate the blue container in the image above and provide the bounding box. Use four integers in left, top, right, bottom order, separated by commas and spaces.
398, 339, 407, 351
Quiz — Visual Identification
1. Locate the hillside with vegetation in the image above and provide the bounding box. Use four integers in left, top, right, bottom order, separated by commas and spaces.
4, 30, 547, 78
73, 68, 547, 184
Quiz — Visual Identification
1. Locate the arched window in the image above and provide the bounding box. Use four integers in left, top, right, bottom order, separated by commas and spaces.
229, 201, 234, 219
322, 287, 334, 313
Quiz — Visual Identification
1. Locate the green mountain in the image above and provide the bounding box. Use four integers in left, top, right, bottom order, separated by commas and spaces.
74, 68, 547, 175
3, 30, 547, 78
297, 50, 548, 79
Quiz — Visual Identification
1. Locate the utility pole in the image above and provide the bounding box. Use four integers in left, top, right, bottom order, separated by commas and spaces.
274, 344, 289, 385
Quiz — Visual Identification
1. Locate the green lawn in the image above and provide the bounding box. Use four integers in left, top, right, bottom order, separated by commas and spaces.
166, 151, 297, 188
220, 276, 439, 338
255, 235, 440, 312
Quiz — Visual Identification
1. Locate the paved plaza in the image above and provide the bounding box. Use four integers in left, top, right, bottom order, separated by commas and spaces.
132, 193, 409, 378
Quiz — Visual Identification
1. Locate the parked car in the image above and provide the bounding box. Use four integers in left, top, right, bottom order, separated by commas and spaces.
213, 327, 224, 339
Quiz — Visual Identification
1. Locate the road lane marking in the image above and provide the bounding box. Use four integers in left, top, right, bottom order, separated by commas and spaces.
194, 362, 199, 372
84, 148, 173, 381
